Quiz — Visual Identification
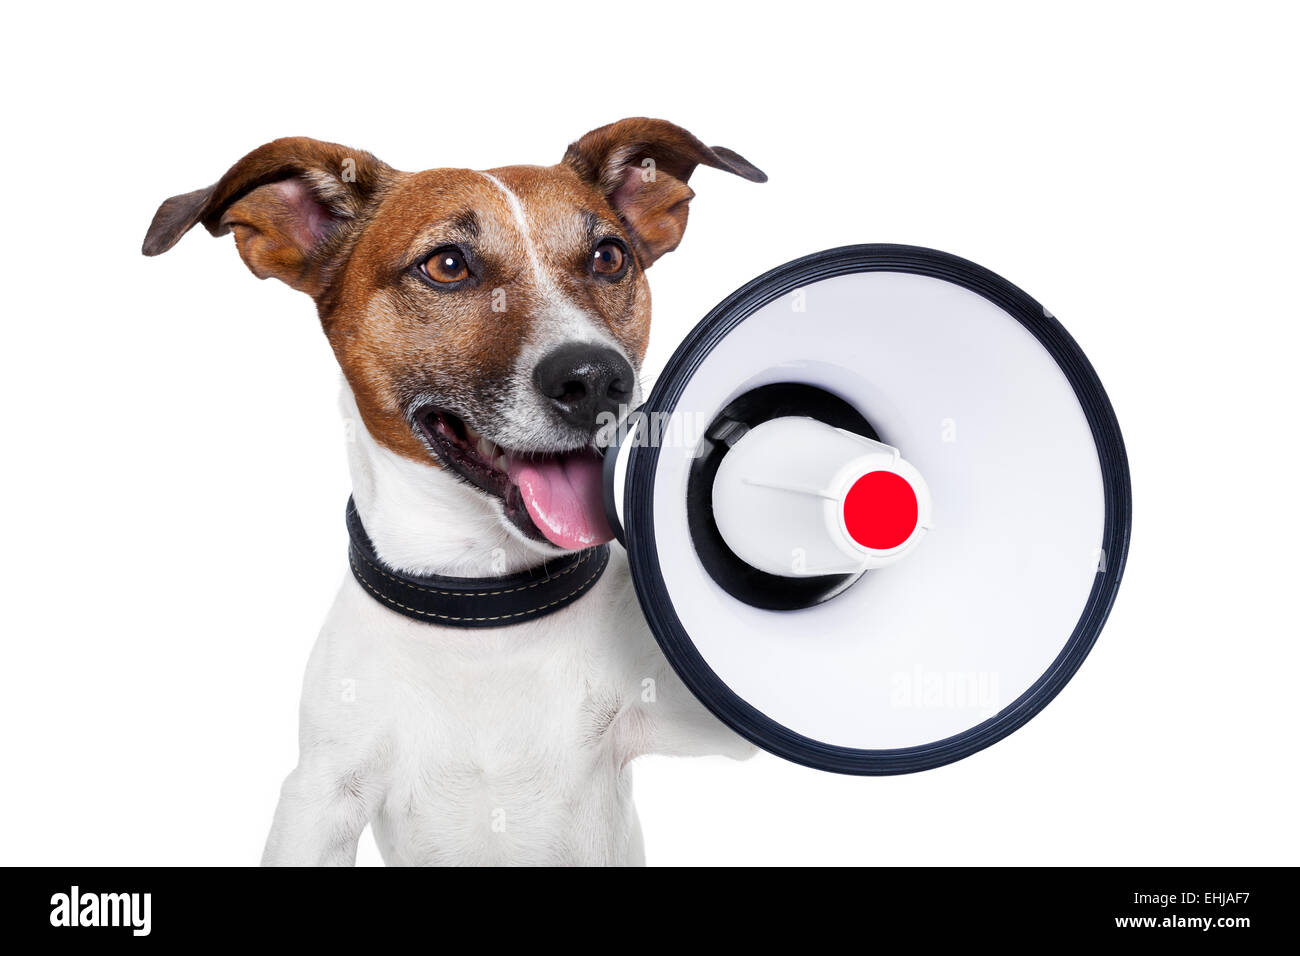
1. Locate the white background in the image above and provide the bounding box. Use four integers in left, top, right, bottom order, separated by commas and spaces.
2, 1, 1296, 866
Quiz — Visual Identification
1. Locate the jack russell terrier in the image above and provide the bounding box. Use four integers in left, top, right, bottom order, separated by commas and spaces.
143, 118, 766, 865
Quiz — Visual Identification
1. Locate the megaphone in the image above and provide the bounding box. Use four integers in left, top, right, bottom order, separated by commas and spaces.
601, 244, 1130, 774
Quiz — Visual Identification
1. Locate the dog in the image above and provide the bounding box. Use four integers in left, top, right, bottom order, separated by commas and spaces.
143, 118, 766, 865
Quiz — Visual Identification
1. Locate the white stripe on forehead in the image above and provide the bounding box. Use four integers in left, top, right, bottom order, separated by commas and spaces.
471, 169, 641, 412
475, 170, 555, 293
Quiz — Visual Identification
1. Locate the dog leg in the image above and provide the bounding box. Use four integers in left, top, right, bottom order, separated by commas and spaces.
615, 625, 758, 761
261, 757, 384, 866
631, 656, 759, 761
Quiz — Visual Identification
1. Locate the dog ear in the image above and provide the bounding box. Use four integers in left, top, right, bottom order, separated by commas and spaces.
142, 137, 391, 296
562, 118, 766, 268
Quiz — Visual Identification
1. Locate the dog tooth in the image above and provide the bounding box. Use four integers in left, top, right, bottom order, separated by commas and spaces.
476, 437, 495, 458
495, 454, 509, 472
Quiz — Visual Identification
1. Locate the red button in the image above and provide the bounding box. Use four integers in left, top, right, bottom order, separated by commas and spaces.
842, 471, 918, 550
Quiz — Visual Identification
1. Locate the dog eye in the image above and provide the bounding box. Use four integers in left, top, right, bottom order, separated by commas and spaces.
591, 239, 629, 280
422, 247, 470, 284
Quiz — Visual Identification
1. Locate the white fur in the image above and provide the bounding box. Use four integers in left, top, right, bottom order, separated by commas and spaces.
476, 171, 556, 297
261, 384, 754, 866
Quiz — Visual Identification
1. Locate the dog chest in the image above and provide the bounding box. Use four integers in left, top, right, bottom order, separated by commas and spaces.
323, 574, 644, 864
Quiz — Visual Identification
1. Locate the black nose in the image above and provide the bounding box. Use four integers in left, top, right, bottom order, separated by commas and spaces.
533, 343, 635, 432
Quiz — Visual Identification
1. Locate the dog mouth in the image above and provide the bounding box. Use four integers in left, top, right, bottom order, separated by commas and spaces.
415, 407, 613, 551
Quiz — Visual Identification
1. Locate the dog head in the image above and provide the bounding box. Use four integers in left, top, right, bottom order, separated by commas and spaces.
143, 119, 765, 550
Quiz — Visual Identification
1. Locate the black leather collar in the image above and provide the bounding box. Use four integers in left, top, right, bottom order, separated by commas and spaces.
345, 498, 609, 628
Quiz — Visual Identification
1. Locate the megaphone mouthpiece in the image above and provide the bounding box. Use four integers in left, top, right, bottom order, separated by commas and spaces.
711, 416, 932, 577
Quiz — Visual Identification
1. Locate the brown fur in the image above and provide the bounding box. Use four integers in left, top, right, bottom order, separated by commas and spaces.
143, 120, 765, 464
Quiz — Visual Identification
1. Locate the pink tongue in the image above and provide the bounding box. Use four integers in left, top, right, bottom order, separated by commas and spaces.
509, 451, 613, 550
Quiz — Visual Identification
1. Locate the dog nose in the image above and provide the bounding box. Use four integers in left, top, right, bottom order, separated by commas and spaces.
533, 343, 635, 432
